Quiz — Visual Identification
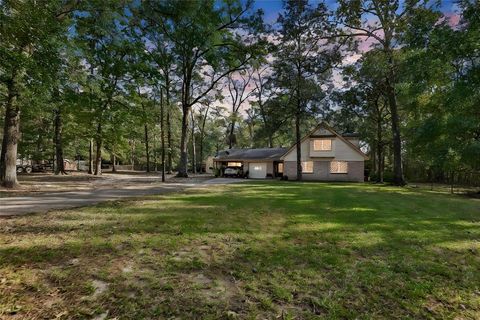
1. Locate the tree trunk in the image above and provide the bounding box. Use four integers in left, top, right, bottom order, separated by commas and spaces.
177, 106, 190, 177
199, 105, 209, 174
259, 106, 273, 148
165, 74, 173, 174
160, 88, 166, 182
88, 138, 94, 174
0, 120, 8, 181
112, 153, 116, 172
199, 134, 204, 173
295, 112, 302, 181
153, 133, 157, 172
130, 140, 135, 167
385, 51, 405, 186
377, 145, 384, 183
111, 144, 116, 173
380, 151, 385, 183
371, 144, 377, 178
54, 107, 66, 175
166, 109, 172, 174
259, 111, 273, 148
450, 171, 454, 194
94, 122, 102, 175
144, 122, 150, 173
387, 85, 405, 185
1, 74, 21, 188
257, 85, 273, 148
228, 120, 236, 149
376, 118, 384, 183
191, 111, 196, 174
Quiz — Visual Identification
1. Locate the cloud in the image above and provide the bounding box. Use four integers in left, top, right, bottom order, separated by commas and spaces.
444, 13, 461, 27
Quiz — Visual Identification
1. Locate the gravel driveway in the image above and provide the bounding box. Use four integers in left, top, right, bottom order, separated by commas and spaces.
0, 177, 245, 217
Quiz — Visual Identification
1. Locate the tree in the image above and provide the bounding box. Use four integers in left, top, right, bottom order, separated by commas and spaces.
190, 106, 197, 174
330, 51, 391, 182
159, 88, 166, 181
400, 0, 479, 183
336, 0, 439, 185
142, 0, 262, 177
52, 48, 81, 175
74, 0, 134, 175
131, 4, 177, 174
226, 70, 256, 149
0, 0, 75, 187
274, 0, 347, 180
197, 99, 212, 170
251, 64, 276, 147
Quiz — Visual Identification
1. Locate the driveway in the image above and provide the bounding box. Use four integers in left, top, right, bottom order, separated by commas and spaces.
0, 177, 245, 217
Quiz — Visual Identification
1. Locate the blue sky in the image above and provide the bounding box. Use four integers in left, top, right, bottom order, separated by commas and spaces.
251, 0, 459, 23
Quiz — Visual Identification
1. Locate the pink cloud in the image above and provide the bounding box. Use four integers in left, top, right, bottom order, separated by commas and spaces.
444, 13, 460, 27
357, 36, 377, 52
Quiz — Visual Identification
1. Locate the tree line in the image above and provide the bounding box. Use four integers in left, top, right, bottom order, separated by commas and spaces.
0, 0, 478, 188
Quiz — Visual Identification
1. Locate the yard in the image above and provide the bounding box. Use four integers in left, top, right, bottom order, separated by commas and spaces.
1, 182, 479, 319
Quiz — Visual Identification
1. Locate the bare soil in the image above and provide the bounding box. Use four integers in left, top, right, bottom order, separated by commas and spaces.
0, 171, 213, 196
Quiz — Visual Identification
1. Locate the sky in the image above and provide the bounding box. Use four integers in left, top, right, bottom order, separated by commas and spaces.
251, 0, 459, 24
221, 0, 462, 116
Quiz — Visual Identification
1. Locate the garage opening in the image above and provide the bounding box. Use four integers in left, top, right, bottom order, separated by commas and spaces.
248, 162, 267, 179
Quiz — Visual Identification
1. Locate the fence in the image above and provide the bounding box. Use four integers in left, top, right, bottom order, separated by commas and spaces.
406, 169, 480, 194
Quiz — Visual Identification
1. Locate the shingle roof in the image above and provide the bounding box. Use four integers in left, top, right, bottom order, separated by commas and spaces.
214, 148, 287, 161
281, 122, 368, 160
341, 133, 360, 137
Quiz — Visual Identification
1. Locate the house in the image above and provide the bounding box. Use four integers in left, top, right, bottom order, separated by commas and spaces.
281, 122, 367, 182
213, 122, 368, 182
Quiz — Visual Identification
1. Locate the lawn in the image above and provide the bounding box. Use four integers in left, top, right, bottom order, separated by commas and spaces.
0, 182, 479, 319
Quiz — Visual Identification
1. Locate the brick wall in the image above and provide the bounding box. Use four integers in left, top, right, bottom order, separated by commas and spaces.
284, 160, 364, 182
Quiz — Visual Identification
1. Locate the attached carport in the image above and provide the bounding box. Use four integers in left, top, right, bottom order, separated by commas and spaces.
213, 148, 287, 179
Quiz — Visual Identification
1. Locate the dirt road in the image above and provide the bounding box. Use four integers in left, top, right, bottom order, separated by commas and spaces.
0, 173, 244, 217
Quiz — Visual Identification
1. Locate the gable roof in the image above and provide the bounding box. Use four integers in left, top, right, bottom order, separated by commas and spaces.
280, 122, 369, 160
214, 148, 288, 162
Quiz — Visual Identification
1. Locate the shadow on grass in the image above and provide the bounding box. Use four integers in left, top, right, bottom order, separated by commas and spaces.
0, 182, 479, 318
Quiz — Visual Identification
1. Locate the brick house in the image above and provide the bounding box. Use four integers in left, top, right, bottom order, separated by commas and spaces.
281, 122, 367, 182
213, 122, 367, 182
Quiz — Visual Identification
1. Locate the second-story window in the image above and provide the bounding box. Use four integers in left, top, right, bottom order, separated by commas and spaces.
313, 139, 332, 151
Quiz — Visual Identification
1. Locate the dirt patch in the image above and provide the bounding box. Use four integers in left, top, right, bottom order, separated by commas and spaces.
186, 272, 241, 303
0, 171, 185, 195
91, 280, 108, 298
167, 174, 214, 184
122, 264, 133, 273
171, 243, 216, 264
92, 311, 109, 320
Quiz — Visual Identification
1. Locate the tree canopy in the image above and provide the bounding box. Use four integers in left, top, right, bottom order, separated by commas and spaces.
1, 0, 478, 187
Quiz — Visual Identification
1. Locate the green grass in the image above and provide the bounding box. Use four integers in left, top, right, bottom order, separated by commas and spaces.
1, 182, 479, 319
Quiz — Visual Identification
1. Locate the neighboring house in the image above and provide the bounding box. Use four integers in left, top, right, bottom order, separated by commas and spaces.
213, 122, 368, 182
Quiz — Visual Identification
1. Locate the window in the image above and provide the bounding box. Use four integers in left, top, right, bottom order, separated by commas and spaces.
277, 163, 284, 173
302, 161, 314, 173
227, 162, 242, 167
313, 139, 332, 151
330, 161, 348, 174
